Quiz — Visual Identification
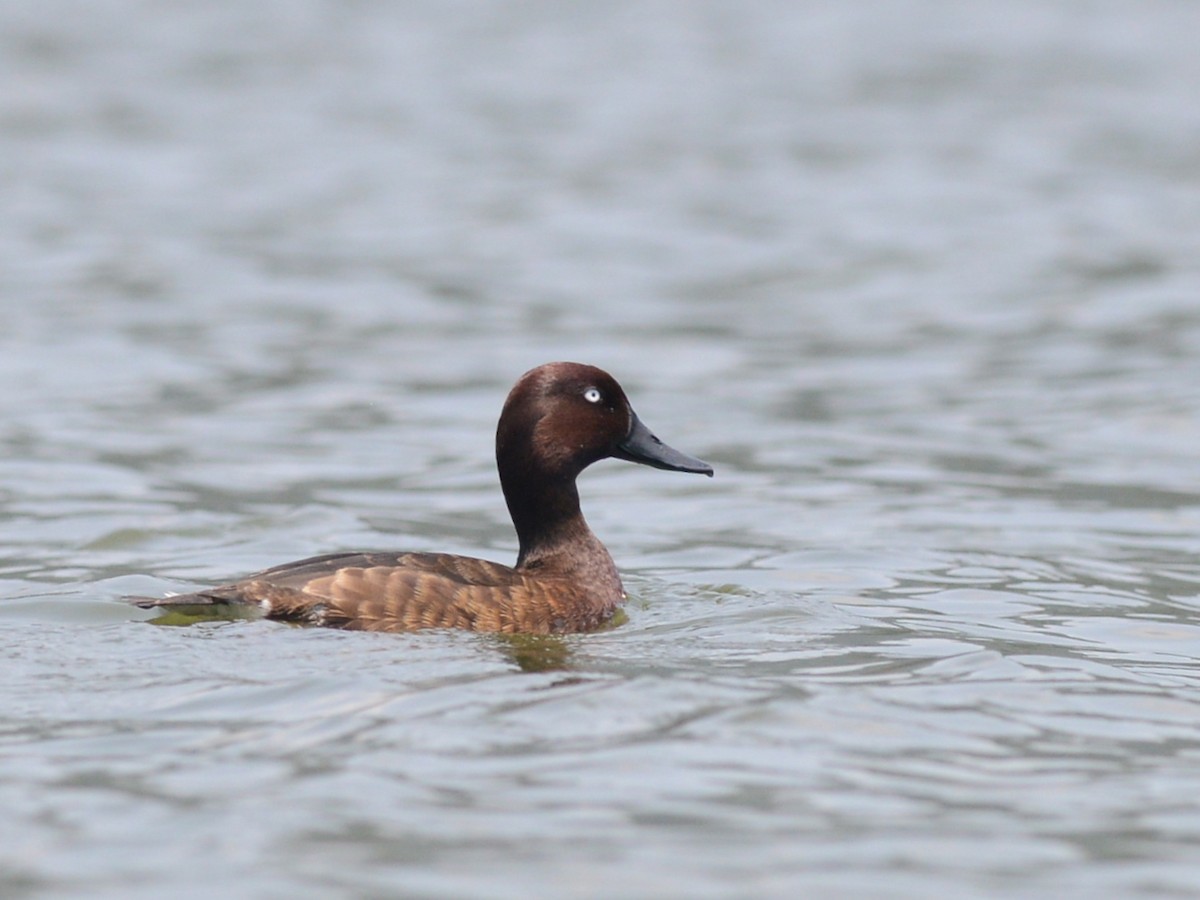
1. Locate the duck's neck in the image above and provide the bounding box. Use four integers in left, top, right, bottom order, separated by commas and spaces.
502, 473, 588, 568
509, 489, 623, 603
497, 428, 620, 593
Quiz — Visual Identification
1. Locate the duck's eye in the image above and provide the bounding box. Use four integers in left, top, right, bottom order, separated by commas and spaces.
583, 387, 603, 404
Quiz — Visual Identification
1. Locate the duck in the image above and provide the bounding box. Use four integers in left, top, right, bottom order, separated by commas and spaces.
134, 362, 713, 633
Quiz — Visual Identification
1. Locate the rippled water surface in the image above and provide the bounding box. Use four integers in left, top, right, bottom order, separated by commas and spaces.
3, 1, 1200, 897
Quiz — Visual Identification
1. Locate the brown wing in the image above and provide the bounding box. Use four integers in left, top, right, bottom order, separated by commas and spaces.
264, 552, 545, 632
137, 550, 623, 634
142, 551, 603, 634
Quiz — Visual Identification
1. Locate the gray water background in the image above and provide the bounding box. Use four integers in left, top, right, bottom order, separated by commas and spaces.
3, 1, 1200, 897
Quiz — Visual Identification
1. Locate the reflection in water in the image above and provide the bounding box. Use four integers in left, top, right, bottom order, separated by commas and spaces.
138, 603, 267, 627
495, 633, 575, 672
138, 604, 626, 672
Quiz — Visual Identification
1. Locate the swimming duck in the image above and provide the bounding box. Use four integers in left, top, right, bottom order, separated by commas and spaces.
135, 362, 712, 633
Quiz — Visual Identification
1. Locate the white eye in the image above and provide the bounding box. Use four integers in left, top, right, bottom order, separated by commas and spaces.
583, 387, 603, 404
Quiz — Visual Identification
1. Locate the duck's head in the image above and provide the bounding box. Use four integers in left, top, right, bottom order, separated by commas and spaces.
496, 362, 713, 483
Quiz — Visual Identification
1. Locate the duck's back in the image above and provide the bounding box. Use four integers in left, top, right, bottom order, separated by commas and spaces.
140, 550, 620, 634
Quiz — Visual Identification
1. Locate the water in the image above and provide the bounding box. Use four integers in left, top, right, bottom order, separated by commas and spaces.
3, 1, 1200, 896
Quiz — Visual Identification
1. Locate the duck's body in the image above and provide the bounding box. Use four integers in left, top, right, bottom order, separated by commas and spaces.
135, 362, 711, 634
161, 539, 621, 634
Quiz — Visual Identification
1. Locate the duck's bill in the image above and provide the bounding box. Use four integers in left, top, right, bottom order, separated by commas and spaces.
614, 413, 714, 476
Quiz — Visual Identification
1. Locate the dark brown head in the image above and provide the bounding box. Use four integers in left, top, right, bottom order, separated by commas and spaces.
495, 362, 712, 561
496, 362, 712, 483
